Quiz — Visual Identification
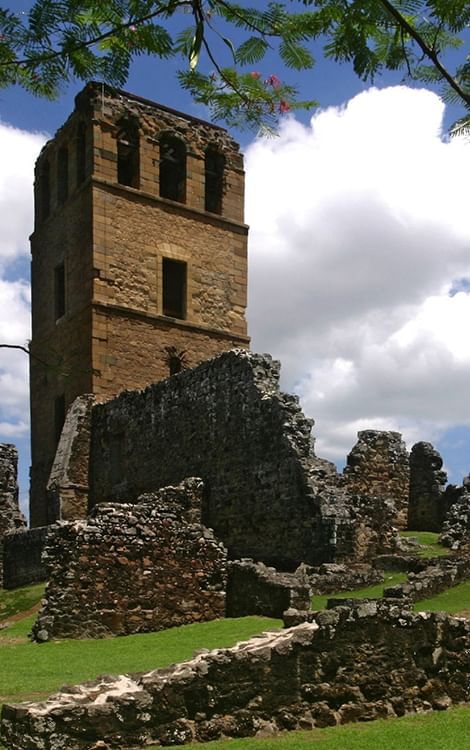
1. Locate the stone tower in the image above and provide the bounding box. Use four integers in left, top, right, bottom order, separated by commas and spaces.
29, 82, 249, 527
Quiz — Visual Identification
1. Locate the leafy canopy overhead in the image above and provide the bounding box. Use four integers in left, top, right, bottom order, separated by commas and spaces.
0, 1, 469, 130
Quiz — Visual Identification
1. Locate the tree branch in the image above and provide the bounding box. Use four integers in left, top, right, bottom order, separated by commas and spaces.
0, 2, 179, 70
0, 343, 50, 368
378, 0, 470, 106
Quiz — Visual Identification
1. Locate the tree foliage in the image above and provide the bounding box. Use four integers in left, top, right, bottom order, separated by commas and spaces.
0, 1, 468, 130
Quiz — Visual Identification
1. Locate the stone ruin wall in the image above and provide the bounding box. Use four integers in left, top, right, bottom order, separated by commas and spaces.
440, 481, 470, 550
4, 601, 470, 750
343, 430, 410, 528
88, 350, 398, 569
32, 479, 227, 641
2, 528, 47, 591
46, 394, 95, 523
0, 445, 26, 586
226, 560, 310, 618
408, 442, 448, 532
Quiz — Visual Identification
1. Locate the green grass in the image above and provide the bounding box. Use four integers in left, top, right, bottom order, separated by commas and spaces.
311, 571, 408, 610
0, 582, 45, 622
145, 707, 470, 750
0, 614, 281, 704
400, 531, 448, 558
414, 579, 470, 614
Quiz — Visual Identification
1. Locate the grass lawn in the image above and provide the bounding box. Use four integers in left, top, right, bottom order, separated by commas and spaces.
414, 579, 470, 615
143, 707, 470, 750
0, 609, 281, 704
400, 531, 449, 558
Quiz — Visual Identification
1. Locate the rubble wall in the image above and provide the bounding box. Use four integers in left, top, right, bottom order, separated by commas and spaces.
343, 430, 410, 528
89, 350, 397, 568
226, 560, 311, 618
90, 351, 324, 567
3, 602, 470, 749
0, 444, 26, 587
2, 528, 48, 590
384, 556, 470, 603
31, 479, 227, 641
408, 442, 447, 532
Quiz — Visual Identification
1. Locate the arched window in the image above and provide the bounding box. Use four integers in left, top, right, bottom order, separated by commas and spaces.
117, 119, 140, 188
159, 135, 186, 203
57, 146, 69, 204
76, 121, 87, 186
40, 160, 50, 220
205, 147, 225, 214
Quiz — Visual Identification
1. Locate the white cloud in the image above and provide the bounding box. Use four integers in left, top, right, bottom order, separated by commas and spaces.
246, 86, 470, 465
0, 278, 31, 438
0, 122, 45, 441
0, 121, 46, 266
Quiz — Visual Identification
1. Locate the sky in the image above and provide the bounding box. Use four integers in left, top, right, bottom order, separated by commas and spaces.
1, 4, 470, 517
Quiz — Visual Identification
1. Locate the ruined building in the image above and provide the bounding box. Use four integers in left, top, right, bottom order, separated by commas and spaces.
29, 82, 249, 527
0, 445, 26, 586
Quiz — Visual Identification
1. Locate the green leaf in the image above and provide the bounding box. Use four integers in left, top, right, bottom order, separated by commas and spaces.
235, 36, 269, 64
279, 39, 314, 69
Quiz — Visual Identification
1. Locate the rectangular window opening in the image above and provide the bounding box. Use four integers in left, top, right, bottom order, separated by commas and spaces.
54, 263, 65, 320
162, 259, 187, 320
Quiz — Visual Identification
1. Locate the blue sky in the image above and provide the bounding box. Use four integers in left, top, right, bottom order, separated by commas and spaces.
1, 4, 470, 516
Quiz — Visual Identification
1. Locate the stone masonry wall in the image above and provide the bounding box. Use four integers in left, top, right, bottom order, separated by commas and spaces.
0, 444, 26, 587
89, 350, 398, 569
2, 528, 48, 590
408, 442, 447, 532
46, 394, 95, 523
440, 484, 470, 550
31, 479, 227, 641
343, 430, 410, 528
226, 560, 311, 618
384, 556, 470, 603
4, 601, 470, 749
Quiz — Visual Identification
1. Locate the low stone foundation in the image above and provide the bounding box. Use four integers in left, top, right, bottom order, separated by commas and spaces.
300, 562, 383, 595
31, 479, 227, 641
2, 528, 47, 590
384, 556, 470, 603
3, 601, 470, 749
226, 560, 310, 618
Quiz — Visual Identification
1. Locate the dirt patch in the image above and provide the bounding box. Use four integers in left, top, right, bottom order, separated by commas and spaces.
0, 602, 41, 626
456, 609, 470, 618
